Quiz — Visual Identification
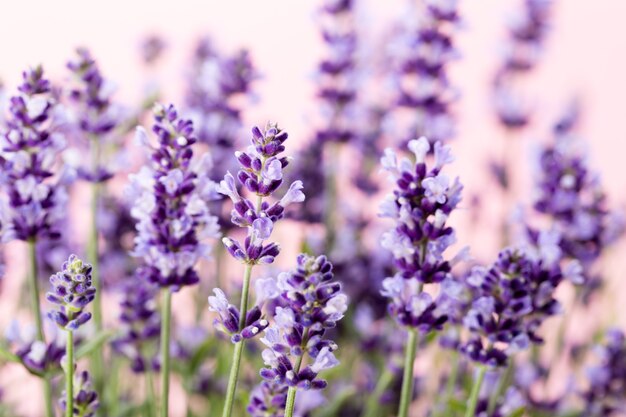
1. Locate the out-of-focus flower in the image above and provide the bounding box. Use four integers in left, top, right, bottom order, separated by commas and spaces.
493, 0, 552, 130
185, 37, 258, 180
59, 370, 99, 417
141, 35, 166, 65
46, 254, 96, 331
111, 269, 160, 373
4, 321, 65, 376
533, 105, 624, 270
65, 47, 121, 183
0, 66, 67, 242
460, 238, 579, 367
387, 0, 461, 145
580, 329, 626, 416
128, 103, 221, 290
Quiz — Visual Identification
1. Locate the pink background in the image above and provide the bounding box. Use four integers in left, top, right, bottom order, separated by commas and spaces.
1, 0, 625, 415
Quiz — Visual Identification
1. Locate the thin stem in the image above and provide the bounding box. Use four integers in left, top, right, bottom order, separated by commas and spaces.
465, 365, 487, 417
361, 367, 395, 417
284, 328, 309, 417
487, 361, 513, 415
28, 240, 54, 417
398, 329, 419, 417
146, 365, 158, 417
66, 330, 75, 417
323, 143, 339, 252
221, 263, 254, 417
221, 340, 245, 417
433, 350, 460, 417
160, 289, 173, 417
88, 184, 106, 401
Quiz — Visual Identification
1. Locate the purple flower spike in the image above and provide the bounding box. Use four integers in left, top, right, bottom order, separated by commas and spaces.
386, 0, 461, 146
459, 237, 579, 367
217, 122, 304, 265
380, 137, 465, 333
255, 254, 346, 394
0, 66, 67, 242
59, 370, 99, 417
128, 103, 221, 290
493, 0, 552, 130
46, 255, 96, 331
111, 268, 161, 373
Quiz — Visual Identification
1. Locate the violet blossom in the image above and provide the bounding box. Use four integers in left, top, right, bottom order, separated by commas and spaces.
0, 66, 67, 242
257, 254, 347, 392
111, 269, 160, 373
387, 0, 460, 146
128, 103, 221, 290
379, 137, 465, 332
460, 234, 582, 367
493, 0, 552, 130
59, 370, 99, 417
217, 122, 304, 266
46, 254, 96, 331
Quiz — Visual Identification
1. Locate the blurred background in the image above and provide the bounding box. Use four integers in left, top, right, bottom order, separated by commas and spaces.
0, 0, 625, 415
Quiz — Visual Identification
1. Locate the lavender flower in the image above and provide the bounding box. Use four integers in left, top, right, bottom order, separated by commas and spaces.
46, 254, 96, 331
460, 236, 580, 367
128, 103, 221, 289
379, 137, 464, 331
247, 380, 288, 417
387, 0, 460, 145
493, 0, 552, 130
185, 38, 257, 179
315, 0, 358, 145
581, 329, 626, 416
533, 108, 624, 270
217, 122, 304, 265
66, 47, 119, 182
258, 254, 347, 390
4, 321, 65, 376
0, 66, 67, 242
111, 269, 160, 373
59, 370, 99, 417
208, 287, 272, 343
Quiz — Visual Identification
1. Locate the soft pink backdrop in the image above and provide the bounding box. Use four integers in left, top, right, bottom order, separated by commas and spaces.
1, 0, 625, 415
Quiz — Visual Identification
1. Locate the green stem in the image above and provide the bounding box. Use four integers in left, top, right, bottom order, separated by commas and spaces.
284, 328, 309, 417
487, 361, 513, 415
361, 367, 395, 417
160, 289, 173, 417
221, 263, 254, 417
221, 340, 245, 417
465, 365, 487, 417
66, 330, 75, 417
88, 181, 105, 407
323, 143, 339, 252
398, 329, 419, 417
28, 240, 54, 417
285, 387, 297, 417
433, 350, 460, 417
146, 365, 158, 417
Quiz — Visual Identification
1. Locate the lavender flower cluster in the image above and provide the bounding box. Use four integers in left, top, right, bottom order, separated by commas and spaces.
380, 137, 464, 331
129, 103, 220, 289
0, 67, 67, 242
46, 254, 96, 331
1, 4, 626, 417
460, 236, 582, 367
388, 0, 460, 145
217, 123, 304, 265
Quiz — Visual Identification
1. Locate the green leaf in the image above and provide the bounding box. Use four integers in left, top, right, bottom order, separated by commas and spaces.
0, 345, 20, 363
76, 330, 114, 360
507, 407, 526, 417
